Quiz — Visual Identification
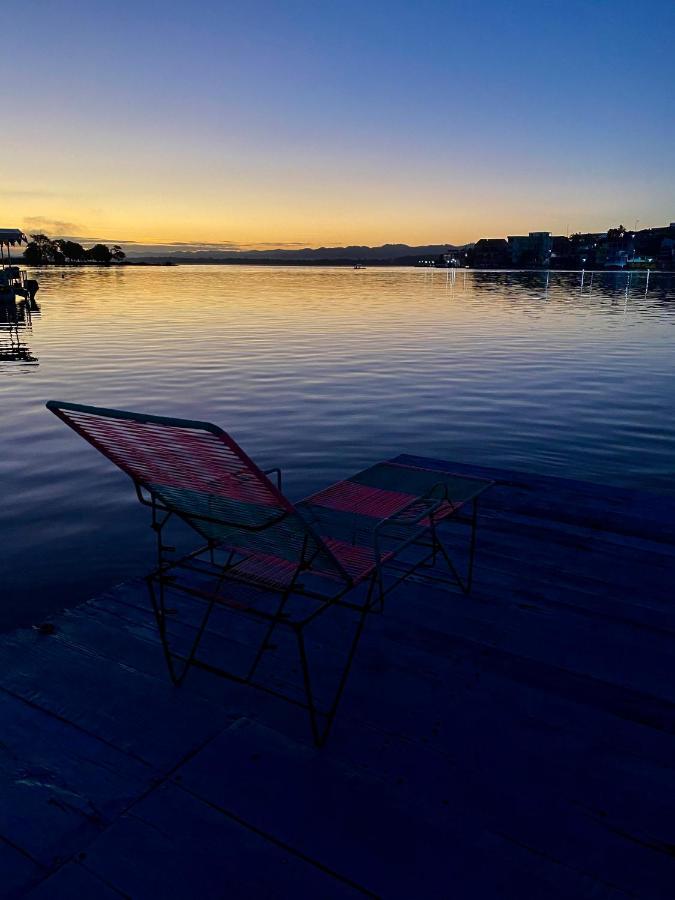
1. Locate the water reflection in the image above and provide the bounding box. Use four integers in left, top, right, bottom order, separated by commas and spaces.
0, 298, 39, 367
0, 265, 674, 630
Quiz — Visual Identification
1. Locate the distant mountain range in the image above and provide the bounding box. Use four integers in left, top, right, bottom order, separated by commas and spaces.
126, 243, 460, 263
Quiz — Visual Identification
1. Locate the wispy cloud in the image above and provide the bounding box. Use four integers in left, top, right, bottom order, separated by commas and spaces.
23, 216, 83, 236
164, 241, 241, 249
253, 242, 308, 248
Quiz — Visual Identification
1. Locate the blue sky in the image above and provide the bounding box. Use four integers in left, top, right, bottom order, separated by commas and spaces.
3, 0, 673, 245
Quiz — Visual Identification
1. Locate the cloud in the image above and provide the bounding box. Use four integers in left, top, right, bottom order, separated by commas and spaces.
253, 242, 308, 248
165, 241, 240, 248
23, 216, 83, 236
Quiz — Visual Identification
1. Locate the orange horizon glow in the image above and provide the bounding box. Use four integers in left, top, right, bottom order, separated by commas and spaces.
4, 194, 670, 252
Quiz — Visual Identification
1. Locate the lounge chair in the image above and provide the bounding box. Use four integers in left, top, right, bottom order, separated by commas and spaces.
47, 401, 493, 745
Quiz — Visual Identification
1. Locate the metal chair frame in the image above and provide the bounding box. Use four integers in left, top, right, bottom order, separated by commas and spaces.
47, 400, 492, 747
141, 482, 485, 747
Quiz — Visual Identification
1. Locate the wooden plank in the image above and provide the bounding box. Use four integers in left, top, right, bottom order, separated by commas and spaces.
481, 503, 675, 560
177, 718, 667, 899
116, 576, 675, 892
377, 576, 675, 706
410, 555, 675, 638
91, 555, 675, 726
28, 861, 127, 899
79, 781, 369, 899
0, 837, 43, 899
68, 568, 671, 768
67, 580, 672, 856
471, 513, 675, 585
0, 461, 673, 898
0, 627, 231, 769
439, 517, 675, 602
0, 691, 149, 870
76, 562, 675, 798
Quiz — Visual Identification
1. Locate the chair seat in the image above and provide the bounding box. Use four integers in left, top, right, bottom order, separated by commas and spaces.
215, 533, 394, 590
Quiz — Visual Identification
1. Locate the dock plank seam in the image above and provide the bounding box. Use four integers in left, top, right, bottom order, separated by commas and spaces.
25, 717, 231, 896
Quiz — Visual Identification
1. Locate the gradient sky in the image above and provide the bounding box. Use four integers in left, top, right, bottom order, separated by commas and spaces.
2, 0, 674, 247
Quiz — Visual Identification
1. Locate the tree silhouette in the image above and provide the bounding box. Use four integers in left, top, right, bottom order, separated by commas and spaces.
55, 240, 86, 262
24, 234, 64, 265
23, 234, 124, 265
85, 243, 113, 263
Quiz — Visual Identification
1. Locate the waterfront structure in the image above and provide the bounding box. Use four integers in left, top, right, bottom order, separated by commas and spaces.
471, 238, 510, 268
0, 229, 39, 302
507, 232, 553, 268
471, 222, 675, 270
441, 249, 469, 267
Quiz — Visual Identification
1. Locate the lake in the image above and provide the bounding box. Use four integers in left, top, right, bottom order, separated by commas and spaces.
1, 265, 674, 630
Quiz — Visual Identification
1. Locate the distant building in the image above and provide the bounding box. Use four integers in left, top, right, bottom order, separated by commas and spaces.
507, 232, 552, 267
633, 223, 675, 269
659, 237, 675, 269
595, 226, 635, 269
441, 249, 470, 267
466, 222, 674, 271
471, 239, 510, 268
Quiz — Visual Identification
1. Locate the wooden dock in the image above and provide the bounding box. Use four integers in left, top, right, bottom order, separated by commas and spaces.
3, 459, 675, 899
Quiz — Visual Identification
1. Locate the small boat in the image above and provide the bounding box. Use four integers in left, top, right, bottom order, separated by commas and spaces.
353, 264, 366, 269
0, 230, 39, 303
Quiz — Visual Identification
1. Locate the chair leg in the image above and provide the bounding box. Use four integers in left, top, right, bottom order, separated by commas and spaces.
147, 552, 232, 686
296, 597, 371, 748
367, 566, 385, 614
246, 589, 292, 682
147, 573, 220, 686
432, 497, 480, 594
147, 574, 181, 684
296, 629, 321, 746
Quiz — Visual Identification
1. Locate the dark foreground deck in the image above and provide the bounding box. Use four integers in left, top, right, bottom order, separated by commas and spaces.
3, 459, 675, 899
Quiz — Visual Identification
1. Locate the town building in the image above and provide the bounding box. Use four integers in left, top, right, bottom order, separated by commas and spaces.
470, 239, 510, 268
507, 232, 553, 267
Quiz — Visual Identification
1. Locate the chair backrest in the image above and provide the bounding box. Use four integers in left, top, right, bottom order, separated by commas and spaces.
46, 401, 350, 584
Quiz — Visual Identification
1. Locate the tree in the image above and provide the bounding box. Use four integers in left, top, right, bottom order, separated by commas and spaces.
607, 225, 627, 243
23, 242, 46, 265
86, 243, 113, 264
55, 239, 86, 262
23, 233, 64, 265
111, 244, 126, 262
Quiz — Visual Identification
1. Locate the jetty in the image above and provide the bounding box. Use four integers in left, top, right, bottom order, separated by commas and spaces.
2, 459, 675, 898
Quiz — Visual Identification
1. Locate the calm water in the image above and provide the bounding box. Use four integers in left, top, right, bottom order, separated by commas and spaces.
1, 265, 674, 630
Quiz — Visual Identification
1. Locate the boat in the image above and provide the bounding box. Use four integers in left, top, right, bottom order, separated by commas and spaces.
0, 230, 39, 303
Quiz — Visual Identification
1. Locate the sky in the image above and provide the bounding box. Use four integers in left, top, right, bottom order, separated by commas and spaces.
2, 0, 674, 249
